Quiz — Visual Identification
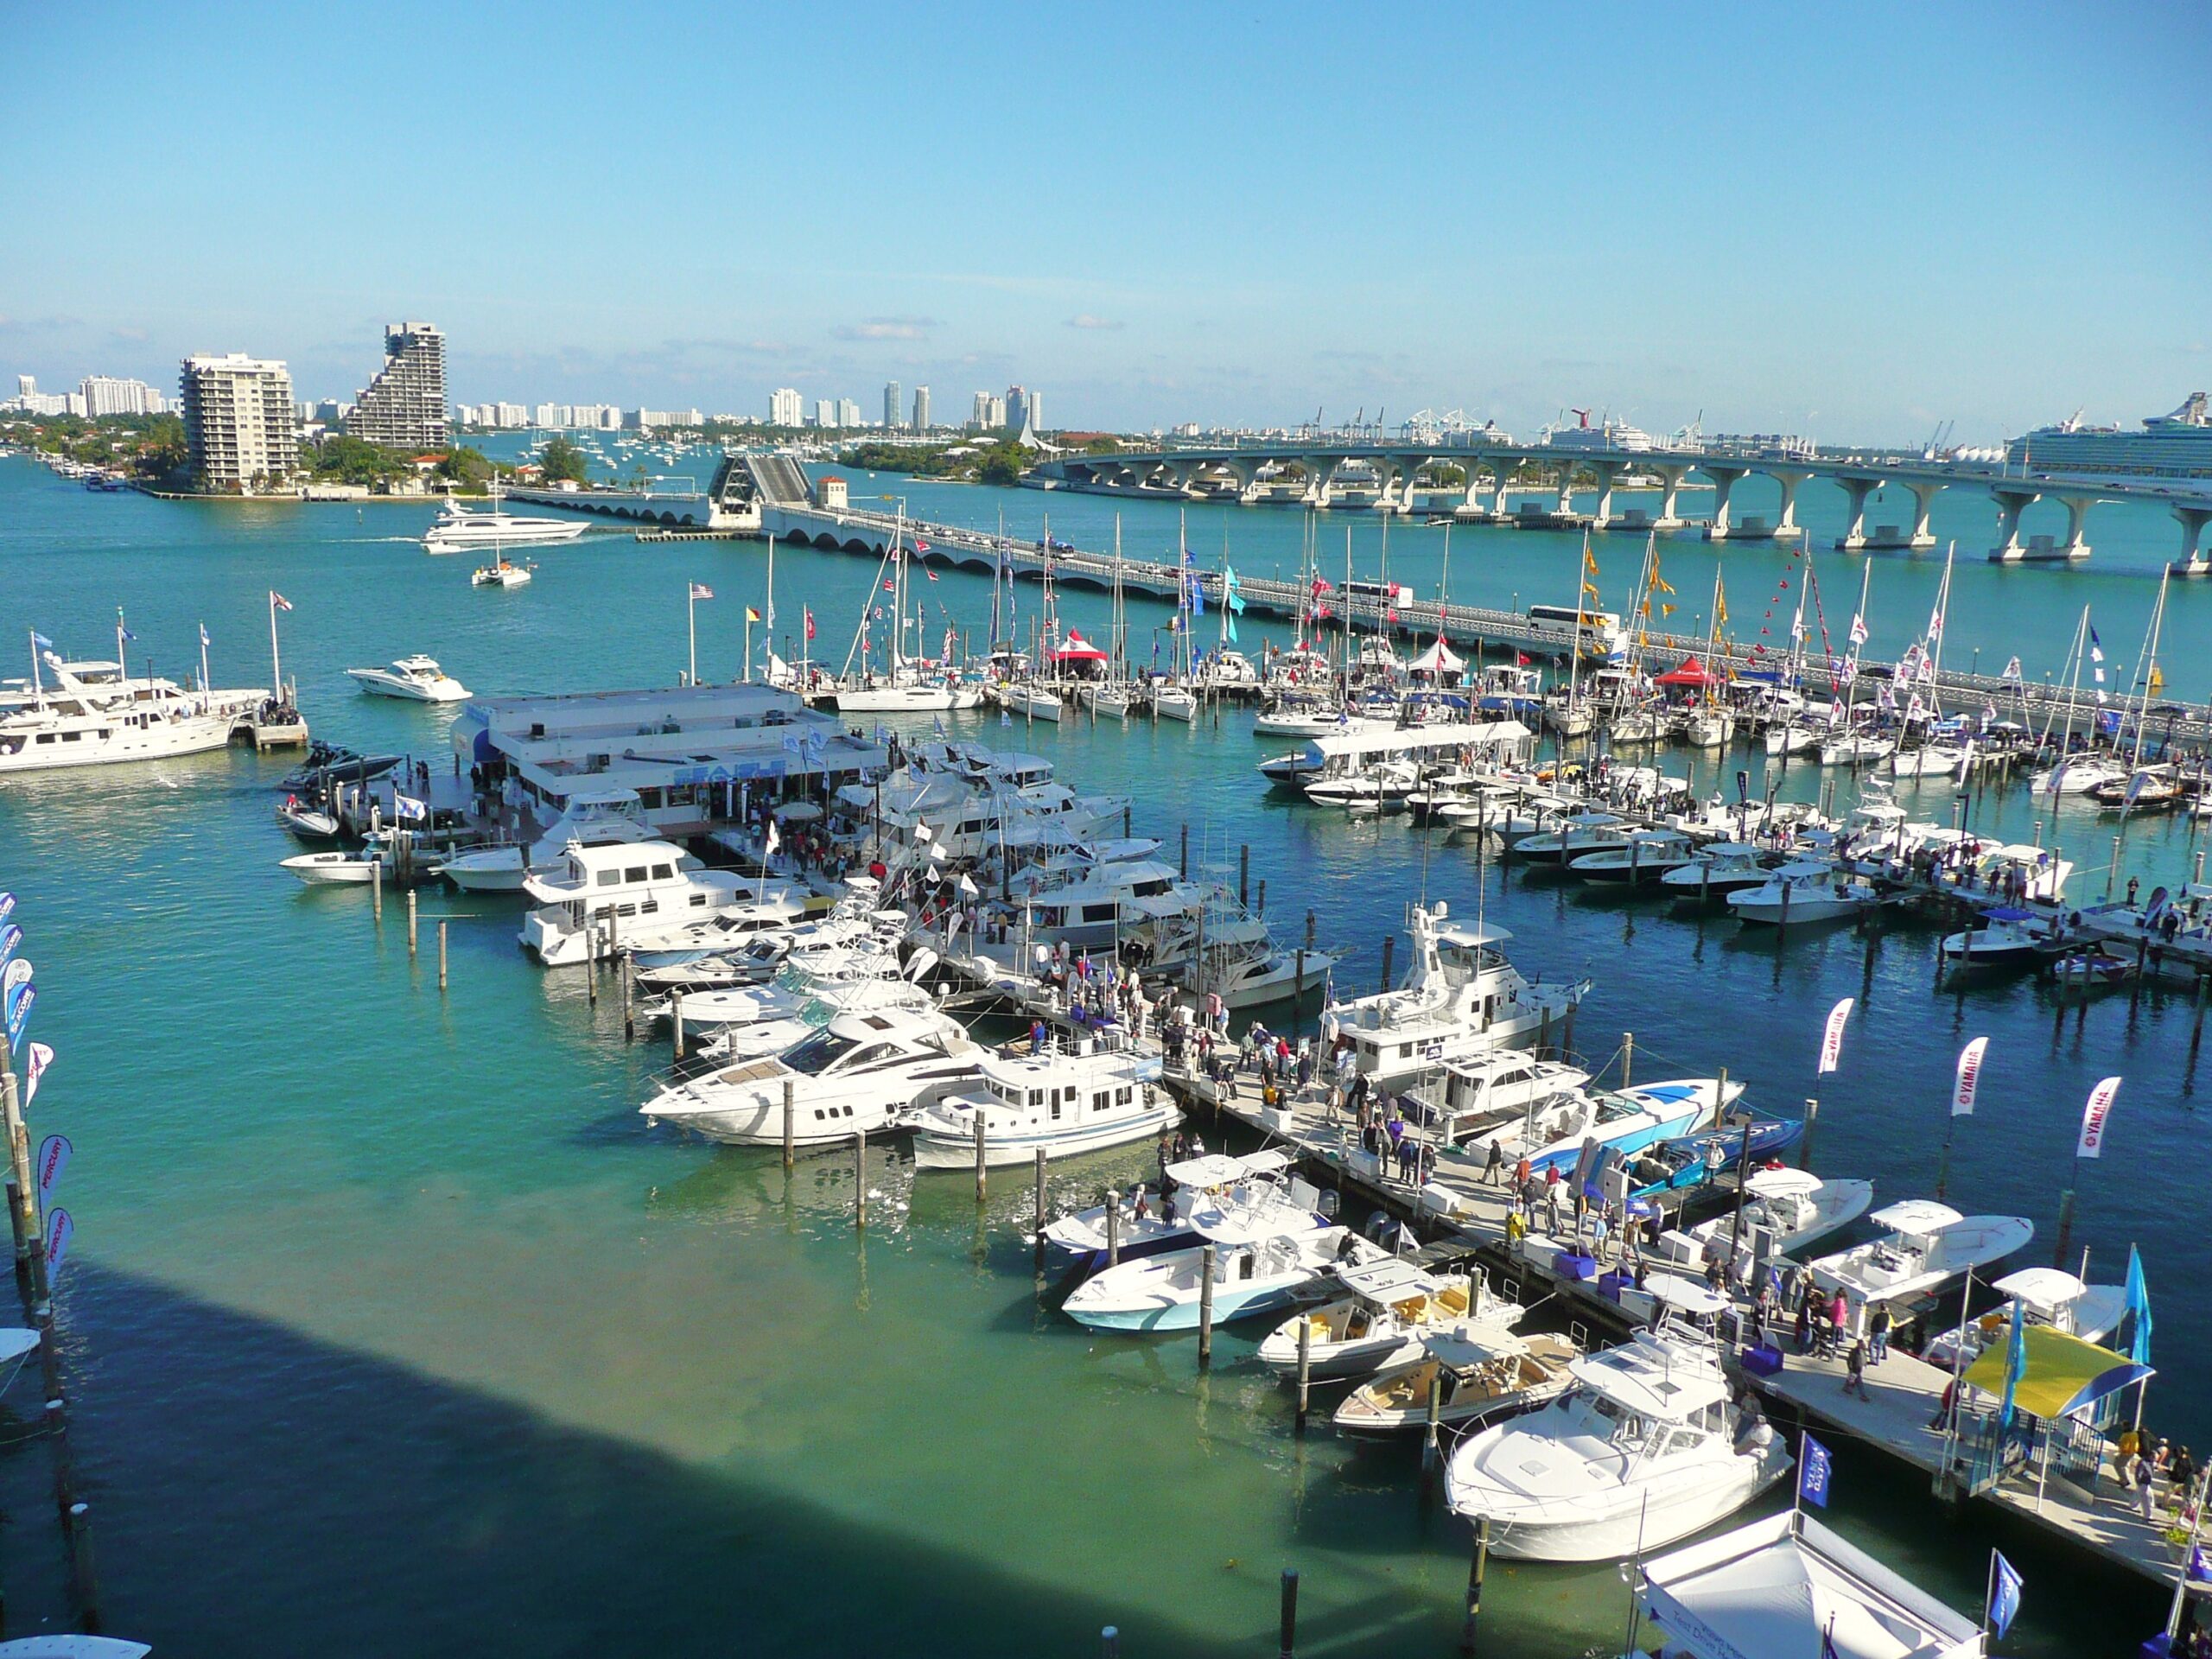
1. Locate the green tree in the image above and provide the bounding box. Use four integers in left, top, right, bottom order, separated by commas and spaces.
540, 437, 590, 484
435, 446, 493, 487
978, 446, 1025, 486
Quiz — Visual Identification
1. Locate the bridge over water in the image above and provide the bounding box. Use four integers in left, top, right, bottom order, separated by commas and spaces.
1030, 441, 2212, 571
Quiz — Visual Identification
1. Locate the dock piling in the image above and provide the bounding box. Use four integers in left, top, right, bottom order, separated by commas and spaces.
372, 859, 382, 921
1802, 1096, 1819, 1168
1033, 1148, 1047, 1249
1256, 877, 1267, 918
45, 1396, 73, 1516
1239, 843, 1249, 908
1295, 1314, 1312, 1432
1277, 1569, 1299, 1659
621, 953, 633, 1040
1459, 1516, 1490, 1656
67, 1502, 99, 1633
854, 1129, 867, 1230
406, 887, 417, 958
1198, 1244, 1216, 1368
974, 1112, 988, 1205
1621, 1031, 1633, 1089
781, 1079, 795, 1170
2053, 1187, 2075, 1269
671, 994, 683, 1060
1422, 1368, 1444, 1473
1105, 1191, 1120, 1268
437, 920, 448, 991
2192, 973, 2208, 1058
1179, 823, 1189, 880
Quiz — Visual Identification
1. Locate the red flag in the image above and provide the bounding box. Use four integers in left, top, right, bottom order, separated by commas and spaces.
882, 578, 895, 593
913, 538, 931, 552
804, 607, 816, 642
925, 568, 938, 582
1516, 652, 1531, 667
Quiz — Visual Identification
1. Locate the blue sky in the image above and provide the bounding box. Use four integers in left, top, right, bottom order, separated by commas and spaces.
4, 1, 2207, 439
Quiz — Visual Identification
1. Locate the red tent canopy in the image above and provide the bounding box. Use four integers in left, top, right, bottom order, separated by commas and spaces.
1052, 630, 1109, 661
1655, 657, 1722, 688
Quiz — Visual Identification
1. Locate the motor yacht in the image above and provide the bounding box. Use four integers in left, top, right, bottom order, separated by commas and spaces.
1662, 1169, 1875, 1276
639, 1007, 987, 1147
1335, 1325, 1581, 1440
1567, 829, 1695, 885
1806, 1199, 2034, 1312
1038, 1149, 1317, 1265
683, 976, 941, 1065
910, 1036, 1172, 1168
1726, 861, 1877, 925
1938, 906, 2063, 969
1444, 1319, 1792, 1560
1657, 842, 1770, 902
1255, 1261, 1519, 1381
437, 788, 653, 892
423, 490, 586, 553
1624, 1115, 1803, 1197
347, 655, 470, 702
0, 660, 237, 775
1923, 1266, 2131, 1368
1508, 812, 1628, 864
1060, 1223, 1386, 1334
1323, 903, 1587, 1091
518, 839, 783, 965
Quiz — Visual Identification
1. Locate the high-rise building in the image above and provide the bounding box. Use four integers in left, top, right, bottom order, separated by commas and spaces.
814, 398, 836, 428
343, 321, 448, 449
79, 376, 168, 416
180, 353, 297, 490
883, 381, 902, 429
1004, 385, 1026, 433
1023, 390, 1042, 432
16, 376, 35, 398
970, 391, 993, 430
770, 387, 803, 427
837, 398, 862, 429
912, 386, 931, 431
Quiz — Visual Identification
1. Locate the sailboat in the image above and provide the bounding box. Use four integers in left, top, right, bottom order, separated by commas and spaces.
1890, 545, 1964, 778
1077, 520, 1135, 720
1152, 512, 1199, 722
835, 507, 985, 713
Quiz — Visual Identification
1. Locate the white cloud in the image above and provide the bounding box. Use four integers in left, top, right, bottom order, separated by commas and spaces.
1065, 314, 1125, 331
832, 317, 938, 341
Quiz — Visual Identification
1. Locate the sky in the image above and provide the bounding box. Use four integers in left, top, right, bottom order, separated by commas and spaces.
3, 1, 2208, 442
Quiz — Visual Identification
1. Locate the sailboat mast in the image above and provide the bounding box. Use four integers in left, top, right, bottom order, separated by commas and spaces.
2132, 569, 2170, 770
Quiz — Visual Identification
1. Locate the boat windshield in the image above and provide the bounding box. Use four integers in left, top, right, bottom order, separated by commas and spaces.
784, 1027, 863, 1076
1590, 1395, 1649, 1451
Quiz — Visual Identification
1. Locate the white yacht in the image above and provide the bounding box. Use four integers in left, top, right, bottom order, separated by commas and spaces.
1320, 903, 1589, 1089
437, 788, 652, 893
1508, 811, 1629, 864
1806, 1199, 2034, 1312
835, 673, 988, 714
1938, 906, 2063, 969
1662, 1169, 1875, 1276
0, 661, 237, 775
1427, 1075, 1735, 1179
1255, 1261, 1518, 1380
1061, 1223, 1385, 1334
1008, 859, 1203, 952
1726, 861, 1878, 925
999, 683, 1065, 723
518, 839, 777, 965
1150, 683, 1198, 722
1038, 1149, 1315, 1263
423, 489, 586, 553
909, 1037, 1173, 1168
639, 1007, 987, 1147
470, 557, 535, 588
347, 655, 470, 702
1445, 1319, 1792, 1561
683, 976, 940, 1066
1566, 829, 1694, 884
1923, 1266, 2130, 1368
2030, 752, 2128, 797
1335, 1325, 1582, 1440
1657, 842, 1770, 901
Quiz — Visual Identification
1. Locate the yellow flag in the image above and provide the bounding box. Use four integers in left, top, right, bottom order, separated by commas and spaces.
1662, 603, 1677, 617
1715, 579, 1728, 626
1584, 550, 1599, 576
2149, 664, 2165, 694
1654, 575, 1676, 596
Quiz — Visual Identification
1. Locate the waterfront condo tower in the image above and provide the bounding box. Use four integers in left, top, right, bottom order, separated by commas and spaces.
343, 321, 449, 450
179, 353, 298, 491
884, 380, 902, 430
912, 385, 930, 432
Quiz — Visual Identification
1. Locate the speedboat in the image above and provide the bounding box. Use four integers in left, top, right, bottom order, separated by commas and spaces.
2050, 944, 2138, 991
1923, 1266, 2131, 1368
1334, 1325, 1581, 1440
276, 797, 340, 839
1038, 1149, 1318, 1265
1252, 705, 1357, 739
346, 654, 470, 702
1321, 902, 1588, 1090
1658, 842, 1770, 902
1726, 862, 1877, 925
1626, 1115, 1803, 1197
1304, 761, 1420, 811
1060, 1223, 1385, 1334
1444, 1319, 1792, 1561
639, 1007, 987, 1147
909, 1038, 1173, 1169
1807, 1199, 2033, 1312
1567, 829, 1695, 885
276, 743, 403, 790
1938, 906, 2063, 969
1664, 1168, 1875, 1276
1429, 1075, 1737, 1179
682, 976, 939, 1063
1508, 812, 1628, 865
470, 558, 534, 588
281, 849, 381, 886
1255, 1260, 1519, 1381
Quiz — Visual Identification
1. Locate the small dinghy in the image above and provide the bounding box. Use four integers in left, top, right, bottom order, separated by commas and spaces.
282, 850, 382, 886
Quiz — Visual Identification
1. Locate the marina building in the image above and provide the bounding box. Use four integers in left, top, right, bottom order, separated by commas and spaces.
342, 321, 448, 450
179, 353, 297, 490
79, 375, 168, 416
448, 683, 889, 835
883, 380, 902, 429
770, 387, 803, 427
912, 385, 930, 431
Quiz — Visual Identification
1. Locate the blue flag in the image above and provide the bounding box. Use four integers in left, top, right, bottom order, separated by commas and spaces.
0, 925, 19, 973
4, 983, 33, 1053
1797, 1432, 1832, 1508
29, 633, 52, 652
2124, 1243, 2152, 1368
1998, 1298, 2026, 1437
199, 622, 212, 646
1988, 1551, 2022, 1638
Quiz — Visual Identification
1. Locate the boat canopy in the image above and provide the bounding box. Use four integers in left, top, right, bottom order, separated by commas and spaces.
1407, 639, 1466, 674
1962, 1323, 2152, 1420
1433, 921, 1513, 951
1052, 631, 1109, 661
1337, 1259, 1437, 1302
1654, 657, 1722, 688
1166, 1153, 1258, 1187
1639, 1273, 1730, 1315
1424, 1327, 1530, 1369
1989, 1268, 2088, 1311
1639, 1510, 1984, 1659
1745, 1167, 1825, 1200
1870, 1199, 1963, 1236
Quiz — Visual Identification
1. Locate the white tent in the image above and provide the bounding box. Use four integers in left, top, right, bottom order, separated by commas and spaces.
1640, 1512, 1984, 1659
1408, 638, 1466, 675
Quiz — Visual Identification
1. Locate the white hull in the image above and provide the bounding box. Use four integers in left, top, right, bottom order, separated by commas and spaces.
1152, 690, 1198, 722
349, 670, 469, 702
912, 1100, 1178, 1169
283, 851, 380, 885
834, 683, 985, 713
1002, 689, 1064, 722
0, 712, 232, 774
1465, 1453, 1788, 1562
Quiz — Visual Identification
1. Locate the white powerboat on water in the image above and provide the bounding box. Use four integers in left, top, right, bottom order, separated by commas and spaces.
470, 557, 535, 588
1444, 1318, 1792, 1561
435, 787, 652, 893
1656, 1168, 1875, 1278
1807, 1199, 2033, 1312
1060, 1223, 1386, 1334
1657, 842, 1770, 902
1938, 906, 2063, 969
639, 1007, 987, 1147
1923, 1265, 2131, 1368
0, 658, 241, 775
518, 839, 793, 965
1322, 902, 1589, 1090
346, 654, 470, 702
1255, 1260, 1520, 1381
1726, 861, 1877, 925
276, 797, 340, 839
1038, 1149, 1317, 1264
1334, 1325, 1582, 1440
423, 488, 587, 553
909, 1036, 1173, 1168
1567, 829, 1695, 884
281, 849, 382, 885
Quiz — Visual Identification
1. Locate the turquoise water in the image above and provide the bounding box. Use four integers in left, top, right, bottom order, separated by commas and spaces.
0, 453, 2196, 1654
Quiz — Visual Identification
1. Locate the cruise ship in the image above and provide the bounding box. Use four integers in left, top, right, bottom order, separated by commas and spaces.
1541, 410, 1656, 453
2004, 392, 2212, 480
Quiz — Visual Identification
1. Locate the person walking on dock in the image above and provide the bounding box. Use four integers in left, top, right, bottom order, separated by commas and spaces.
1484, 1141, 1505, 1185
2135, 1453, 2159, 1522
1868, 1302, 1891, 1364
1843, 1338, 1868, 1399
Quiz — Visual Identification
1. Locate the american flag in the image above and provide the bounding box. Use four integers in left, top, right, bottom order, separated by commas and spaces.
689, 582, 714, 600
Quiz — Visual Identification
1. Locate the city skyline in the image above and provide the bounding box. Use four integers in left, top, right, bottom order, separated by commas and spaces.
4, 3, 2209, 442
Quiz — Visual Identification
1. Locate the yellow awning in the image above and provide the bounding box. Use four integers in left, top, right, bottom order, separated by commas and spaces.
1962, 1323, 2152, 1420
